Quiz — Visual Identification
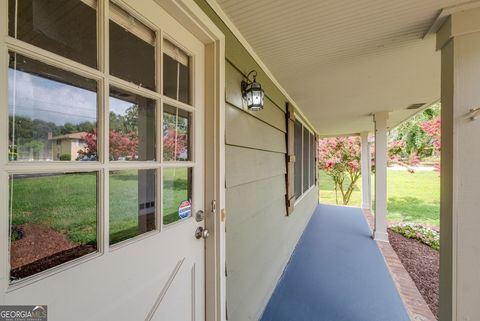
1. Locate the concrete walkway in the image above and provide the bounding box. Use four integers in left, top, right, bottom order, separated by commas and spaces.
260, 204, 410, 321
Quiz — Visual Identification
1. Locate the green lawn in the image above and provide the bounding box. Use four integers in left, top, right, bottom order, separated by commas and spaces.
10, 169, 191, 245
319, 169, 440, 227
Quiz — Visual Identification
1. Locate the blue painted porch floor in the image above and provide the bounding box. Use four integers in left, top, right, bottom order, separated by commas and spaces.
260, 204, 410, 321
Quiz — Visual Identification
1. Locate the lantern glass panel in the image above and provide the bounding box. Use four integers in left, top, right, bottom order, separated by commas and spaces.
253, 90, 262, 106
246, 89, 253, 107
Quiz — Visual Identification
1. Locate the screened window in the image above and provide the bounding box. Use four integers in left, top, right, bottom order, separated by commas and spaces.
303, 128, 310, 193
294, 120, 303, 199
294, 120, 317, 200
310, 133, 316, 186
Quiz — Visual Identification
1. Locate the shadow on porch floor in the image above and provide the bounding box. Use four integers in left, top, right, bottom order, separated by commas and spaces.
260, 204, 410, 321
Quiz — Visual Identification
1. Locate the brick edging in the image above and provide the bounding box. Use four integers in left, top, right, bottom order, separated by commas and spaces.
362, 209, 437, 321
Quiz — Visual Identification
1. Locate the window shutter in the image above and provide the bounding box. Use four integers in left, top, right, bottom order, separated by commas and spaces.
286, 103, 296, 215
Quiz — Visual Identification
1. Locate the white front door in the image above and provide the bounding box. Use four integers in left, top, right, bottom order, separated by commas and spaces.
1, 1, 207, 320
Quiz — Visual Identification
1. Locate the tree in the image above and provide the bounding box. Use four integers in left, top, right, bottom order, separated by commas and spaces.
123, 105, 139, 133
77, 121, 95, 133
109, 104, 139, 135
319, 135, 423, 206
390, 103, 440, 159
17, 140, 44, 159
318, 137, 361, 205
61, 122, 76, 134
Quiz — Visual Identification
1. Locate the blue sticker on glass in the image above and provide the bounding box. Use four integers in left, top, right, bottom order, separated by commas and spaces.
178, 200, 192, 219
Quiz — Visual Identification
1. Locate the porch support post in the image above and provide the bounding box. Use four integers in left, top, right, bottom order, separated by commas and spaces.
373, 112, 389, 242
436, 8, 480, 321
360, 132, 371, 210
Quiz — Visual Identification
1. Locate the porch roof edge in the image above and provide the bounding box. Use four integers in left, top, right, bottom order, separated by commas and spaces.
204, 0, 319, 135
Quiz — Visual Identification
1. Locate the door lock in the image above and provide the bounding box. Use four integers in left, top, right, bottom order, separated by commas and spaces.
195, 226, 209, 239
195, 210, 204, 222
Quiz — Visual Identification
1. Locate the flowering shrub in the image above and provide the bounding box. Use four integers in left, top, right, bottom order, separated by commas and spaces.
420, 117, 441, 151
79, 130, 139, 160
420, 116, 441, 171
390, 223, 440, 250
318, 137, 361, 205
109, 131, 139, 160
163, 127, 189, 161
388, 140, 405, 162
387, 140, 422, 173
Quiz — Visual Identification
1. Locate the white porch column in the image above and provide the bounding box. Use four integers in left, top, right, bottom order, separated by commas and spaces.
437, 8, 480, 321
360, 132, 371, 210
373, 112, 388, 242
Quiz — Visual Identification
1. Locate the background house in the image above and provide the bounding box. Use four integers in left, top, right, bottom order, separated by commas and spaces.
49, 132, 87, 161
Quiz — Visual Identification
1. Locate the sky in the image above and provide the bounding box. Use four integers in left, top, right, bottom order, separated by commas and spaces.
8, 68, 133, 126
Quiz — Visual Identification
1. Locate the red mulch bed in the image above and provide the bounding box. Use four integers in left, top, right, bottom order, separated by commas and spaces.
388, 229, 439, 319
10, 224, 96, 280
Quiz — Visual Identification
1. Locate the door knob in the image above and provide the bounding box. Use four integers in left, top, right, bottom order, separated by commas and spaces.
195, 226, 209, 239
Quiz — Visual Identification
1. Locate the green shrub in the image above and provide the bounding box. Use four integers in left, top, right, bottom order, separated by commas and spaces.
10, 225, 24, 241
59, 154, 71, 161
390, 223, 439, 250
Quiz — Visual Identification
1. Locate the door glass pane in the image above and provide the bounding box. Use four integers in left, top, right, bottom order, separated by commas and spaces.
303, 128, 310, 192
9, 172, 98, 282
109, 87, 156, 161
163, 40, 191, 104
109, 2, 155, 91
8, 0, 97, 68
109, 169, 156, 245
178, 63, 190, 104
8, 52, 98, 162
163, 105, 192, 162
163, 168, 192, 225
163, 54, 177, 101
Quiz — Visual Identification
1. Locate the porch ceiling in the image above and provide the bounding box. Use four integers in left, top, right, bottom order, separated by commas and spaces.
213, 0, 467, 136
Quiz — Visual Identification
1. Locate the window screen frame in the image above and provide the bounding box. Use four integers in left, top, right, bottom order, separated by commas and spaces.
293, 119, 303, 200
292, 115, 317, 206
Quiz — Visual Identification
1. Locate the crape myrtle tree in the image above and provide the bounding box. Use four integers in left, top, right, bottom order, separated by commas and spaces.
318, 136, 423, 205
318, 104, 441, 206
318, 136, 361, 205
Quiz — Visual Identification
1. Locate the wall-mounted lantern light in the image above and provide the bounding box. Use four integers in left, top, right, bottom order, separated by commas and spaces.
241, 70, 264, 111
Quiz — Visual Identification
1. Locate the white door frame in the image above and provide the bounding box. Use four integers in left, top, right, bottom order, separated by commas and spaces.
0, 0, 226, 320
